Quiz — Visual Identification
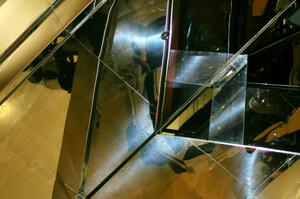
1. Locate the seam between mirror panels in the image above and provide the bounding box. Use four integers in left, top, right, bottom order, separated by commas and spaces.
81, 0, 173, 196
250, 155, 297, 197
155, 0, 174, 129
156, 0, 297, 138
77, 0, 117, 196
180, 135, 300, 156
0, 0, 109, 106
0, 0, 63, 64
64, 1, 298, 198
189, 139, 298, 196
85, 3, 299, 197
72, 37, 155, 108
188, 140, 243, 184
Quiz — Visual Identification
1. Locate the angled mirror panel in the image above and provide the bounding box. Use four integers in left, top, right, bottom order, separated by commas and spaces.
52, 37, 100, 197
170, 0, 298, 53
245, 1, 300, 87
0, 0, 54, 54
189, 139, 298, 198
158, 0, 300, 154
0, 40, 73, 199
100, 0, 167, 103
163, 51, 247, 144
245, 84, 300, 154
163, 50, 240, 122
90, 135, 300, 199
209, 66, 247, 143
83, 62, 155, 194
255, 158, 300, 199
91, 135, 244, 199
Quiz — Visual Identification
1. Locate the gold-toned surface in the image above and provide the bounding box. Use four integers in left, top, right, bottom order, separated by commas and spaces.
52, 39, 99, 198
0, 0, 92, 90
0, 80, 70, 199
91, 135, 299, 199
0, 0, 52, 54
2, 1, 300, 199
83, 66, 154, 194
167, 89, 212, 130
257, 161, 300, 199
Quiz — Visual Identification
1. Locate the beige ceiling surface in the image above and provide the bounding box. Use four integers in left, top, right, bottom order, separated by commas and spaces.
0, 0, 52, 54
0, 0, 92, 90
0, 81, 70, 199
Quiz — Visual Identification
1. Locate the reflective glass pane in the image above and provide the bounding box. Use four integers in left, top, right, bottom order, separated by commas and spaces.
209, 67, 247, 143
91, 135, 244, 199
245, 84, 300, 153
163, 50, 246, 121
0, 43, 73, 199
189, 139, 298, 198
171, 0, 298, 53
52, 37, 100, 198
90, 135, 300, 198
163, 50, 247, 143
100, 0, 167, 102
83, 64, 155, 194
159, 0, 300, 154
0, 0, 53, 54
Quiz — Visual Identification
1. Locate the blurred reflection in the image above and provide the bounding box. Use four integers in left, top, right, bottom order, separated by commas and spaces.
163, 51, 234, 122
91, 135, 243, 199
209, 67, 247, 143
90, 135, 299, 199
0, 1, 109, 104
189, 139, 297, 198
0, 0, 53, 54
162, 51, 247, 144
0, 42, 72, 199
99, 0, 166, 124
83, 65, 155, 194
27, 35, 78, 93
52, 37, 100, 198
245, 1, 300, 86
245, 84, 300, 153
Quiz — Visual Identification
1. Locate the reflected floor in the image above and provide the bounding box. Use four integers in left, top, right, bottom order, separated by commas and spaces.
0, 80, 70, 199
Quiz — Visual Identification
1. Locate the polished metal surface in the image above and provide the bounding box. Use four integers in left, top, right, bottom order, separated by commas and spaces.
0, 0, 93, 90
0, 0, 62, 64
76, 0, 167, 196
0, 0, 53, 54
52, 38, 99, 198
92, 135, 298, 199
0, 0, 6, 7
0, 66, 70, 199
2, 0, 300, 198
0, 0, 110, 105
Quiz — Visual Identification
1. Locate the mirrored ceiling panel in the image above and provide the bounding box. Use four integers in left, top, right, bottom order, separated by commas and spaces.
157, 0, 300, 155
245, 84, 300, 154
0, 0, 53, 54
82, 61, 156, 195
98, 0, 167, 108
90, 135, 299, 199
162, 50, 247, 144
